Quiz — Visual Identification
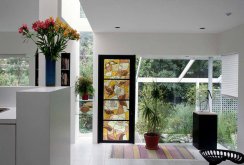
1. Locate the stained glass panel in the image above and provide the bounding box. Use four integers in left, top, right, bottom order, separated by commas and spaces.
104, 59, 130, 79
103, 100, 129, 120
104, 80, 130, 99
103, 121, 129, 141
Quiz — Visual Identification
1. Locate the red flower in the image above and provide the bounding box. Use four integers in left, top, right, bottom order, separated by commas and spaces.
18, 27, 23, 33
36, 21, 47, 30
32, 20, 41, 31
44, 17, 55, 28
18, 24, 29, 34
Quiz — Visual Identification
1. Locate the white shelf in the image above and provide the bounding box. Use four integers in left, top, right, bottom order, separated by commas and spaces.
79, 99, 93, 102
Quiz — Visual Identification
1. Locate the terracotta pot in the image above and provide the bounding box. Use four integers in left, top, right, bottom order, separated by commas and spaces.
80, 106, 89, 113
82, 93, 89, 100
144, 133, 160, 150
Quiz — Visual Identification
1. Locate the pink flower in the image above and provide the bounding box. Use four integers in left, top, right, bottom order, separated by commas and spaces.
22, 24, 28, 29
32, 20, 41, 31
44, 17, 55, 28
18, 27, 23, 33
18, 24, 29, 34
42, 21, 48, 29
35, 21, 47, 30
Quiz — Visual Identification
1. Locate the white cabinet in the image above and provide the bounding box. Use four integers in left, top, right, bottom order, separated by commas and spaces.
16, 87, 71, 165
0, 124, 15, 165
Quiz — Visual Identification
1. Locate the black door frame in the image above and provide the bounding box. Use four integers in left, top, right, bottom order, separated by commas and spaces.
98, 55, 135, 143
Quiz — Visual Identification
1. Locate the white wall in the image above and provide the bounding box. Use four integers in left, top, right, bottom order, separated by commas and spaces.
0, 87, 35, 107
218, 23, 244, 153
0, 0, 38, 32
60, 0, 80, 143
93, 32, 219, 143
95, 33, 218, 57
64, 40, 80, 143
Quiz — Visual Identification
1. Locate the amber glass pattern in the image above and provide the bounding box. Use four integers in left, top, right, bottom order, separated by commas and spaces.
104, 59, 130, 79
103, 121, 129, 141
103, 100, 129, 120
104, 80, 129, 99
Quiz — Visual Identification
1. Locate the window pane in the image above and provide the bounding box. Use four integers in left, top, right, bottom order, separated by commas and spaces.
139, 59, 188, 78
80, 32, 93, 56
80, 55, 93, 78
0, 57, 29, 86
80, 5, 86, 18
79, 32, 94, 134
213, 60, 221, 78
185, 60, 208, 78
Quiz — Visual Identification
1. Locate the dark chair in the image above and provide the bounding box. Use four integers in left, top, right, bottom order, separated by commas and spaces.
200, 149, 244, 165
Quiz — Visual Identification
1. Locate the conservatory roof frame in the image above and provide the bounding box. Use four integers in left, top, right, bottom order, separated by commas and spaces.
136, 58, 221, 83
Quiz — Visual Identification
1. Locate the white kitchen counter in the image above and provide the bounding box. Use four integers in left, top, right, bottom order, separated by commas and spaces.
0, 107, 16, 124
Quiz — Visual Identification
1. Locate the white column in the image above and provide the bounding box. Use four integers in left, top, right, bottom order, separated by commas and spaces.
135, 57, 142, 123
135, 81, 139, 123
208, 57, 213, 112
196, 81, 199, 111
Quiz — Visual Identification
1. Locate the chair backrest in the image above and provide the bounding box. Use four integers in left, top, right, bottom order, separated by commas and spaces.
200, 149, 244, 164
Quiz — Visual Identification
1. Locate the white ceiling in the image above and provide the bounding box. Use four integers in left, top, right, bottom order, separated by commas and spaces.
80, 0, 244, 33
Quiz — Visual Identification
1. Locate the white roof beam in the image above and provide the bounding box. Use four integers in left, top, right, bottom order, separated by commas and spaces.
178, 60, 195, 82
136, 57, 142, 80
138, 77, 221, 83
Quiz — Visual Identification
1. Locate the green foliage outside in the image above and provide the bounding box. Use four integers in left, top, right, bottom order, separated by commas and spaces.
80, 56, 93, 78
138, 59, 188, 78
80, 32, 93, 56
137, 83, 172, 134
79, 113, 92, 133
218, 112, 237, 150
166, 104, 194, 135
80, 32, 93, 79
0, 57, 29, 86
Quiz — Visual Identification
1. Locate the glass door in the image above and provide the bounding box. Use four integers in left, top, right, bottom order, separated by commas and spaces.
98, 55, 135, 143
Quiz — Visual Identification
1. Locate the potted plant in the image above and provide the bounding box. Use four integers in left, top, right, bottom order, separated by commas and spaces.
75, 77, 94, 100
140, 82, 163, 150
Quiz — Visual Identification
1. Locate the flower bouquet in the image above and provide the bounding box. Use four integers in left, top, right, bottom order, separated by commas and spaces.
18, 17, 80, 61
19, 17, 80, 86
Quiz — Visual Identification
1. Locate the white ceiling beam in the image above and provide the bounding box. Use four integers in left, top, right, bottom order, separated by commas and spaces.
178, 60, 195, 82
136, 57, 142, 80
138, 77, 221, 83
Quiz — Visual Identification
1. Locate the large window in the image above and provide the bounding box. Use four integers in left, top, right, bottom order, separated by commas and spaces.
136, 58, 237, 150
79, 32, 93, 134
80, 5, 86, 18
0, 56, 29, 86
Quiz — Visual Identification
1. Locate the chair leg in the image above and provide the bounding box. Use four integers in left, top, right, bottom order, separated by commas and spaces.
209, 163, 217, 165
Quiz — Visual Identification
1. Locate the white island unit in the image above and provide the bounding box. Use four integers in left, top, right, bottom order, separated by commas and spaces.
0, 107, 16, 165
16, 87, 71, 165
